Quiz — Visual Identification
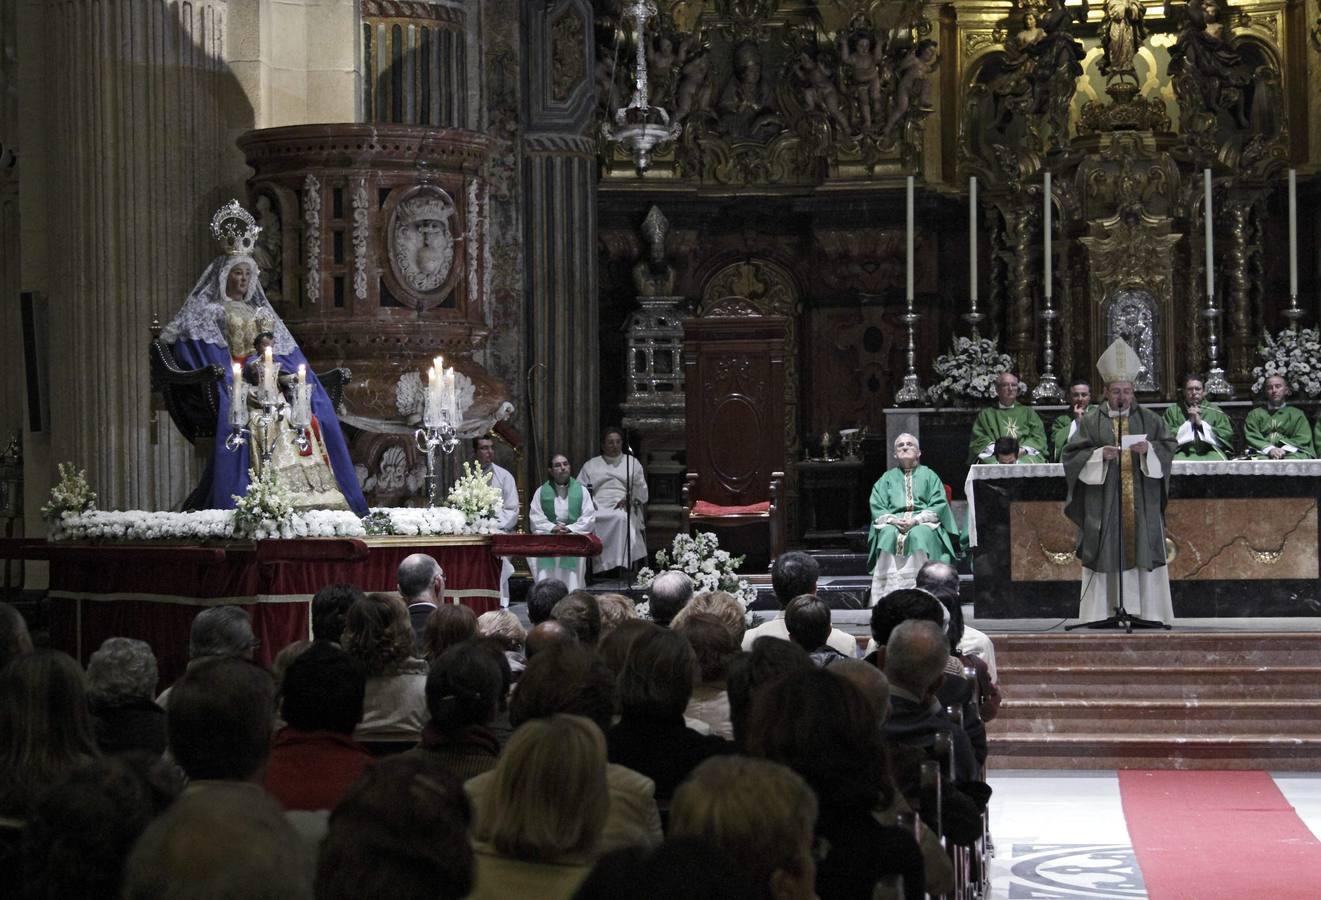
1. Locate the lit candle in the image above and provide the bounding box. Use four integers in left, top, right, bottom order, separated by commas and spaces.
1288, 168, 1298, 299
1044, 171, 1052, 300
262, 346, 275, 397
1204, 169, 1214, 299
969, 176, 978, 303
232, 362, 241, 394
297, 363, 306, 386
906, 175, 914, 302
445, 367, 457, 420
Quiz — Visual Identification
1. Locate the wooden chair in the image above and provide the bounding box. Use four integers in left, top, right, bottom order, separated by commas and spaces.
679, 315, 790, 565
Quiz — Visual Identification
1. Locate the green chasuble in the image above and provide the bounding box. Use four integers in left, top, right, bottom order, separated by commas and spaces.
968, 403, 1046, 464
537, 478, 584, 569
1063, 405, 1176, 573
1162, 402, 1234, 461
1243, 406, 1316, 459
866, 465, 962, 571
1050, 407, 1098, 462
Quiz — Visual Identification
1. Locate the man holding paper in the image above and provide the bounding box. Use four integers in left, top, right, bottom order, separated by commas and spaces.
1062, 339, 1177, 626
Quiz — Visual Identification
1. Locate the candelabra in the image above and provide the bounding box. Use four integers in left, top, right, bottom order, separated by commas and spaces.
225, 381, 287, 470
1032, 304, 1063, 403
415, 392, 460, 507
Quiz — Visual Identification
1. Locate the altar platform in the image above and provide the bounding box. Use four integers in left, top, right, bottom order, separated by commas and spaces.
1, 532, 598, 685
964, 459, 1321, 619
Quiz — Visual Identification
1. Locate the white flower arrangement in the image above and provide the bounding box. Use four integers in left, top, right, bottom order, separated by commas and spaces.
1251, 327, 1321, 398
447, 462, 504, 524
51, 505, 497, 543
635, 531, 757, 608
42, 462, 97, 523
232, 469, 297, 539
926, 336, 1017, 406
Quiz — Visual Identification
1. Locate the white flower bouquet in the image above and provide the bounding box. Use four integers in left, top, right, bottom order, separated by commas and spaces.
925, 336, 1016, 406
446, 462, 503, 526
635, 531, 757, 608
232, 468, 296, 539
1251, 327, 1321, 398
42, 462, 97, 524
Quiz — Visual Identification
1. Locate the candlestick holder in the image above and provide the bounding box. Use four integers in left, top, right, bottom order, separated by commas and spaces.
224, 381, 250, 452
1283, 295, 1304, 331
1032, 306, 1063, 403
893, 304, 924, 404
962, 308, 985, 339
288, 383, 313, 452
414, 422, 460, 508
1202, 294, 1233, 398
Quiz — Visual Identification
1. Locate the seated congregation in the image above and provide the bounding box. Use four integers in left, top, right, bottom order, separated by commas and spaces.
0, 550, 996, 900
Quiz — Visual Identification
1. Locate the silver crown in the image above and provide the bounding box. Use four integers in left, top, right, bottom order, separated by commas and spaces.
210, 200, 262, 256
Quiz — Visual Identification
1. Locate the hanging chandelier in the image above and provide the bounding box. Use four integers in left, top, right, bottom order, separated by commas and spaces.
602, 0, 681, 172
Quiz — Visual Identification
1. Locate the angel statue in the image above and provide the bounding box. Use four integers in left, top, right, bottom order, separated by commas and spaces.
159, 201, 368, 515
1099, 0, 1147, 78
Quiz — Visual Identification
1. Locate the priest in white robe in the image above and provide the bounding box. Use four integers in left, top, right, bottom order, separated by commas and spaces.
527, 453, 597, 592
474, 435, 520, 605
1062, 339, 1176, 626
577, 427, 649, 576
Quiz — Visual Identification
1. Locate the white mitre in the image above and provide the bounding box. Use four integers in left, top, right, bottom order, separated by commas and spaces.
1097, 338, 1141, 384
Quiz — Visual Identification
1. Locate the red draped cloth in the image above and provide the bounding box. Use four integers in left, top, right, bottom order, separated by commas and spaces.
39, 538, 502, 686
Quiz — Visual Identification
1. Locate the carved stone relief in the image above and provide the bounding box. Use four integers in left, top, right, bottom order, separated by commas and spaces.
384, 184, 460, 306
302, 174, 322, 305
551, 7, 585, 102
1105, 288, 1160, 392
252, 192, 283, 303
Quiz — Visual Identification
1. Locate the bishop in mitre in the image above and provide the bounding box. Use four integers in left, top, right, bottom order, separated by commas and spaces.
1062, 339, 1177, 625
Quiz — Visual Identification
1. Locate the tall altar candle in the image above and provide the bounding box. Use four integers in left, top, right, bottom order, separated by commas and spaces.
906, 175, 914, 301
1043, 171, 1052, 300
969, 176, 978, 303
1289, 168, 1298, 298
1204, 169, 1214, 299
262, 346, 275, 397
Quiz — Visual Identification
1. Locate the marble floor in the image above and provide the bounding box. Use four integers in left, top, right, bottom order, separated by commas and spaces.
986, 770, 1321, 899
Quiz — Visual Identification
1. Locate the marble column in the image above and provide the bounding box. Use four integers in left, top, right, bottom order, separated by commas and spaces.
1002, 203, 1041, 379
522, 0, 598, 470
37, 0, 242, 510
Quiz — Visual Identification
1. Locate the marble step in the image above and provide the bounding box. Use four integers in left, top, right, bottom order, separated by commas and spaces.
987, 733, 1321, 771
990, 698, 1321, 735
996, 665, 1321, 699
990, 632, 1321, 667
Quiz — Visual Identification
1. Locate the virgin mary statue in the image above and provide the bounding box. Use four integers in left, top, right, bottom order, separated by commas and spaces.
160, 201, 368, 515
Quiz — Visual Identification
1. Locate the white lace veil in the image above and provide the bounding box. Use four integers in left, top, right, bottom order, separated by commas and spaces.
160, 255, 296, 356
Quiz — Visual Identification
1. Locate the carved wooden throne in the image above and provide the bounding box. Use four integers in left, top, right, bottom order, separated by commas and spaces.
680, 313, 788, 568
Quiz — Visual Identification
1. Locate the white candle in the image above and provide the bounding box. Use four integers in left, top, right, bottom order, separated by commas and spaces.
906, 175, 914, 302
262, 346, 275, 397
445, 367, 457, 420
1044, 171, 1052, 300
297, 363, 306, 385
232, 362, 241, 394
969, 176, 978, 303
1288, 168, 1298, 298
1204, 169, 1214, 299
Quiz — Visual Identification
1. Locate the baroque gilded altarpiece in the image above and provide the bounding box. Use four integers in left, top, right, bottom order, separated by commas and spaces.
596, 0, 1320, 542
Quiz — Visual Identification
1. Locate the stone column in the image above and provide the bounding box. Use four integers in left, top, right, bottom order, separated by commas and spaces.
522, 0, 597, 469
33, 0, 244, 510
1001, 202, 1041, 379
1225, 198, 1255, 381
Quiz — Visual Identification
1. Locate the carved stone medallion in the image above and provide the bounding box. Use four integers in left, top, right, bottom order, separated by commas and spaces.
388, 185, 456, 294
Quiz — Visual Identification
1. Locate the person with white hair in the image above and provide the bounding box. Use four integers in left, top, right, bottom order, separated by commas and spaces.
86, 637, 166, 756
867, 433, 961, 604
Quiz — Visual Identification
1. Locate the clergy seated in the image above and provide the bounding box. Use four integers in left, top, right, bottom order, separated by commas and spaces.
968, 372, 1046, 464
528, 454, 598, 593
1163, 373, 1233, 461
579, 428, 649, 576
1244, 374, 1316, 460
868, 434, 962, 605
1050, 379, 1095, 462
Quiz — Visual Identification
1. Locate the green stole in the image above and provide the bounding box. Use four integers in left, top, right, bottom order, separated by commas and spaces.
538, 478, 583, 570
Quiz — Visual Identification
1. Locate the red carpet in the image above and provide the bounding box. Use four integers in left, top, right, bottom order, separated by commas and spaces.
1119, 770, 1321, 899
